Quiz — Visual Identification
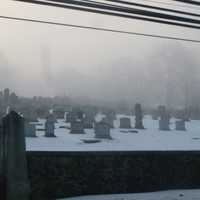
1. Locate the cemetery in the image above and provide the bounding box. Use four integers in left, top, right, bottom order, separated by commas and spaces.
25, 113, 200, 151
2, 110, 200, 199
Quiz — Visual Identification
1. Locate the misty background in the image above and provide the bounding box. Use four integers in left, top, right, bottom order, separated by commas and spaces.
0, 0, 200, 108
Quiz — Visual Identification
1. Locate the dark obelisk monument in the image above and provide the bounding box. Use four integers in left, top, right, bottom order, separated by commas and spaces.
135, 103, 144, 129
1, 111, 30, 200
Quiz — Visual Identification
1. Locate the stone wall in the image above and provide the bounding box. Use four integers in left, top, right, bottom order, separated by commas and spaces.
27, 151, 200, 200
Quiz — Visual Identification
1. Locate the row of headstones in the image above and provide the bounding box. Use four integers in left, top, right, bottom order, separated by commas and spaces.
152, 106, 186, 131
26, 116, 186, 138
66, 103, 145, 130
25, 119, 112, 139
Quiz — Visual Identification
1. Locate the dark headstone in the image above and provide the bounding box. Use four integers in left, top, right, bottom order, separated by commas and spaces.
45, 115, 56, 137
95, 122, 112, 139
70, 121, 85, 134
159, 119, 170, 131
158, 106, 170, 131
119, 117, 132, 129
175, 120, 186, 131
134, 103, 144, 129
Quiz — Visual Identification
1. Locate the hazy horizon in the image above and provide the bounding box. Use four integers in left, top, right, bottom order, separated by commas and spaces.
1, 0, 200, 107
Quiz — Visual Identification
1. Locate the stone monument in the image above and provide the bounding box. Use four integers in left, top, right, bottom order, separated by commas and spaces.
25, 122, 37, 137
2, 111, 30, 200
119, 117, 132, 129
158, 106, 170, 131
45, 114, 56, 137
134, 103, 144, 129
95, 121, 112, 139
70, 120, 85, 134
175, 120, 186, 131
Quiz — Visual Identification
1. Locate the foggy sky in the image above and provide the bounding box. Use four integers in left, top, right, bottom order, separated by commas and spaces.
0, 0, 200, 107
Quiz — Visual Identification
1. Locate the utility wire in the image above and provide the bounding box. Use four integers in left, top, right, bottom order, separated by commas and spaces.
27, 0, 200, 25
138, 0, 200, 10
173, 0, 200, 6
14, 0, 200, 29
102, 0, 200, 17
0, 15, 200, 43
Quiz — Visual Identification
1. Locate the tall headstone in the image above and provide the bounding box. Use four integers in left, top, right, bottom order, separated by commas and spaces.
119, 117, 132, 129
45, 114, 56, 137
134, 103, 144, 129
175, 120, 186, 131
95, 122, 112, 139
158, 106, 170, 131
0, 115, 5, 199
2, 111, 30, 200
70, 120, 85, 134
25, 122, 37, 137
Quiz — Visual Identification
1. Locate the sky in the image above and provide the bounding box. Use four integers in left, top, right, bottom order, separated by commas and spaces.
0, 0, 200, 106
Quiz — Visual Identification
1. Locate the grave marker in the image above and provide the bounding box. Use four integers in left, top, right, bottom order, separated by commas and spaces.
119, 117, 132, 129
95, 121, 112, 139
70, 120, 85, 134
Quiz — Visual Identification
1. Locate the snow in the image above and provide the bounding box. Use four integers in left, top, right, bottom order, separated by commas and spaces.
26, 115, 200, 151
58, 189, 200, 200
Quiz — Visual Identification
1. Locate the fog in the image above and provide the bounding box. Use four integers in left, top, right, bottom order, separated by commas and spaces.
0, 0, 200, 107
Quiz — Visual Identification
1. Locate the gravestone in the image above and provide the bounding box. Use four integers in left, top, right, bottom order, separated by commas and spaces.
83, 116, 94, 129
102, 117, 114, 128
0, 112, 4, 124
2, 111, 30, 200
159, 119, 170, 131
95, 121, 112, 139
25, 122, 36, 137
151, 110, 158, 120
45, 115, 56, 137
119, 117, 132, 129
0, 115, 5, 199
70, 120, 85, 134
158, 106, 170, 131
66, 112, 77, 123
134, 103, 144, 129
175, 120, 186, 131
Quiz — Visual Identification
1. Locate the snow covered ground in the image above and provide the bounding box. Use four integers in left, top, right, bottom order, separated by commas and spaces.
26, 115, 200, 151
58, 189, 200, 200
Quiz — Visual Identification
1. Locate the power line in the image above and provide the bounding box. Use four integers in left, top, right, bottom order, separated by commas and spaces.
0, 15, 200, 43
15, 0, 200, 29
139, 0, 200, 10
103, 0, 200, 17
26, 0, 200, 25
173, 0, 200, 6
